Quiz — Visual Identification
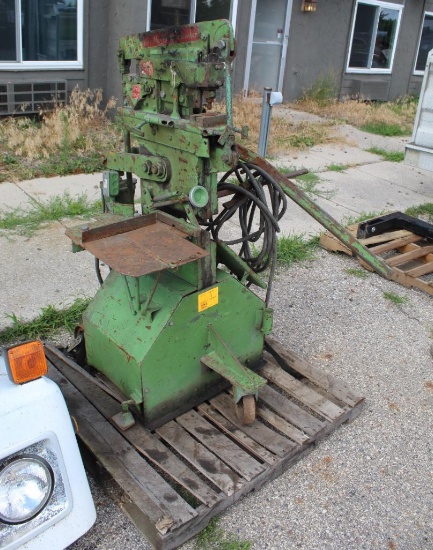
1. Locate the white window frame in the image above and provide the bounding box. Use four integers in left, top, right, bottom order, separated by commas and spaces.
414, 11, 433, 75
1, 0, 83, 70
346, 0, 403, 75
147, 0, 238, 32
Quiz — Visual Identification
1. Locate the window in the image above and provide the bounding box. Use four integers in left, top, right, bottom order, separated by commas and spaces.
150, 0, 237, 31
347, 1, 402, 72
415, 12, 433, 74
0, 0, 83, 69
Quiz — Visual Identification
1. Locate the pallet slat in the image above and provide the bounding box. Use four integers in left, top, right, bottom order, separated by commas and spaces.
385, 244, 433, 267
45, 346, 220, 508
210, 393, 295, 457
260, 359, 344, 422
156, 421, 244, 496
176, 409, 264, 481
45, 340, 364, 550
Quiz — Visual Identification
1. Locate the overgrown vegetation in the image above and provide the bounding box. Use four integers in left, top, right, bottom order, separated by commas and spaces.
0, 192, 101, 236
195, 518, 252, 550
0, 298, 90, 345
0, 88, 120, 182
294, 79, 417, 137
367, 147, 404, 162
217, 96, 338, 154
383, 292, 408, 305
405, 203, 433, 222
276, 234, 319, 266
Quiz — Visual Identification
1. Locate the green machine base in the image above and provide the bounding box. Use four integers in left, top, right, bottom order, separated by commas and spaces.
83, 268, 271, 428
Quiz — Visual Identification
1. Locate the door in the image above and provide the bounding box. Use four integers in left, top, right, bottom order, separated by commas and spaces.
244, 0, 292, 93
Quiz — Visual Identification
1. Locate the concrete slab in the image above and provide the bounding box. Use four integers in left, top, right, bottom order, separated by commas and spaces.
307, 144, 381, 167
0, 223, 100, 330
16, 173, 101, 205
317, 169, 425, 214
357, 161, 433, 199
0, 182, 35, 211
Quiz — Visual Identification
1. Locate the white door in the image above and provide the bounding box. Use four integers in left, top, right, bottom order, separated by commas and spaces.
244, 0, 292, 93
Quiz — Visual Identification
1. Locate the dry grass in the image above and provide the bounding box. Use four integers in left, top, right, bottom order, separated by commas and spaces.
0, 88, 121, 182
216, 95, 338, 154
293, 95, 417, 135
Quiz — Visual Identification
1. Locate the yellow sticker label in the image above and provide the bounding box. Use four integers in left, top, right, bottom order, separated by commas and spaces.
198, 287, 219, 312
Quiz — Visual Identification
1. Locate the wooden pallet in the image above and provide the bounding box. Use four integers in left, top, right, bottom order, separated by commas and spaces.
45, 340, 364, 550
320, 223, 433, 296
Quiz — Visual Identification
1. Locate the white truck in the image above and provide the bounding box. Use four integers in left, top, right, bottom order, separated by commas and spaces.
0, 340, 96, 549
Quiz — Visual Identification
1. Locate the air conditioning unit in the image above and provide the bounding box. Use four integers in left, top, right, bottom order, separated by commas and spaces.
0, 80, 67, 115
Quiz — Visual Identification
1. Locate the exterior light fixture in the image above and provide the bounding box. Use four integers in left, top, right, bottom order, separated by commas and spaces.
302, 0, 317, 12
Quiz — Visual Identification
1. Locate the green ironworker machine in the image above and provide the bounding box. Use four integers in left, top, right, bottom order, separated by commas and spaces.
66, 19, 379, 430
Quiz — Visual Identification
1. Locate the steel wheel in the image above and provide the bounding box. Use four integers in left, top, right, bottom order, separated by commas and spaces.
236, 395, 256, 425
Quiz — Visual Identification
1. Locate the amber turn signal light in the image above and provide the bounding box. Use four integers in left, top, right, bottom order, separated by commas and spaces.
5, 341, 48, 384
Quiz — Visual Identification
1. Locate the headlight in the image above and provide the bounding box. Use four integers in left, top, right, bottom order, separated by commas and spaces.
0, 455, 54, 524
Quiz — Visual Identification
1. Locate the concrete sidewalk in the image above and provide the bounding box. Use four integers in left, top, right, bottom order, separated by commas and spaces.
1, 124, 431, 330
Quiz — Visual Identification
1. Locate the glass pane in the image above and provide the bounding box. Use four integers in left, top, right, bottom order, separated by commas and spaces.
416, 14, 433, 72
196, 0, 231, 22
253, 0, 286, 42
0, 0, 17, 61
22, 0, 78, 61
349, 3, 376, 68
249, 43, 281, 91
371, 8, 399, 69
151, 0, 190, 30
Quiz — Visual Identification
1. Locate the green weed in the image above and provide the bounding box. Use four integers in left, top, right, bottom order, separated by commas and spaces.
0, 192, 101, 235
277, 234, 318, 266
345, 268, 369, 279
343, 210, 387, 226
302, 71, 338, 106
295, 173, 335, 199
383, 292, 408, 305
327, 163, 349, 172
405, 203, 433, 222
366, 147, 404, 162
360, 122, 407, 137
195, 518, 252, 550
0, 298, 90, 345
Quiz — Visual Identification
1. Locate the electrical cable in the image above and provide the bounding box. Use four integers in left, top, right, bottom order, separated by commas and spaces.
205, 161, 287, 305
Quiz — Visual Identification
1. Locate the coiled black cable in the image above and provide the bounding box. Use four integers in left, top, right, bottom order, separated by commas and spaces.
205, 161, 288, 304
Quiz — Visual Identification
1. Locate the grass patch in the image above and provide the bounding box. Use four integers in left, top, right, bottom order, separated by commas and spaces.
216, 96, 337, 155
276, 234, 318, 266
0, 88, 121, 182
195, 517, 252, 550
360, 121, 407, 137
302, 71, 338, 107
345, 267, 369, 279
383, 292, 408, 305
343, 210, 387, 226
0, 192, 101, 235
293, 95, 416, 137
295, 173, 335, 199
327, 163, 349, 172
0, 298, 90, 345
405, 203, 433, 222
366, 147, 404, 162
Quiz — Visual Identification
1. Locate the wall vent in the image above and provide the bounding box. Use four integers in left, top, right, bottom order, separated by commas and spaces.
0, 80, 67, 115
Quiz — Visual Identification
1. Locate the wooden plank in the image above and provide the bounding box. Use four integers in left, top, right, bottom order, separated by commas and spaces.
258, 384, 325, 436
45, 347, 220, 508
369, 234, 422, 254
176, 410, 265, 481
405, 260, 433, 277
260, 359, 344, 422
392, 267, 433, 295
360, 229, 412, 246
47, 363, 196, 531
385, 245, 433, 267
197, 403, 278, 465
156, 421, 244, 496
256, 404, 310, 445
265, 339, 363, 408
209, 393, 295, 457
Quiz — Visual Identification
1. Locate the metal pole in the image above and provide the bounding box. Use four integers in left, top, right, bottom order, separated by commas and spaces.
258, 87, 272, 157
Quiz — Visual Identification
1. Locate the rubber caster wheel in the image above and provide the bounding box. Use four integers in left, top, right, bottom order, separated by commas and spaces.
236, 395, 256, 426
